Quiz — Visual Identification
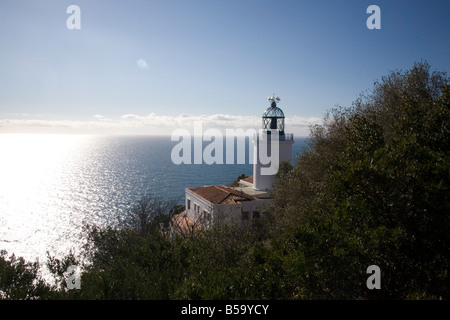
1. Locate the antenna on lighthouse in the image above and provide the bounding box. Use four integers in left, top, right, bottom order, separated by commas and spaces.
268, 94, 280, 108
268, 94, 281, 105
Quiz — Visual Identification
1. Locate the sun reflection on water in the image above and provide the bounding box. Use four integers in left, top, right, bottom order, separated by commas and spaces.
0, 134, 91, 262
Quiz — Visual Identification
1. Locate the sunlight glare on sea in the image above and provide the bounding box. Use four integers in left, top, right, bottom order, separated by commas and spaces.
0, 134, 93, 262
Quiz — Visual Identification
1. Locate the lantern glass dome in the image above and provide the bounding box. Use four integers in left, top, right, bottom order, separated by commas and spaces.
262, 98, 285, 134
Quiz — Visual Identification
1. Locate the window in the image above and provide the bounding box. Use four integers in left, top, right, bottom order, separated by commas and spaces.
187, 199, 191, 210
253, 211, 260, 219
242, 211, 249, 220
194, 203, 200, 213
202, 210, 211, 221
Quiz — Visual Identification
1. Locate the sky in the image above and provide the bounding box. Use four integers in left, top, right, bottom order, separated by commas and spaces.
0, 0, 449, 136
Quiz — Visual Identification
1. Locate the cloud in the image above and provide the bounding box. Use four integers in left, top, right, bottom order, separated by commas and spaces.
136, 59, 149, 69
0, 113, 322, 136
121, 114, 143, 120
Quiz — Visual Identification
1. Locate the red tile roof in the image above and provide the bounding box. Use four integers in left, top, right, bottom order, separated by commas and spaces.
241, 176, 253, 184
171, 212, 200, 235
187, 185, 255, 205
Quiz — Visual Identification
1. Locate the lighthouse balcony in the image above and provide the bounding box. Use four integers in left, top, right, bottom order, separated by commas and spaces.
253, 131, 294, 141
282, 133, 294, 141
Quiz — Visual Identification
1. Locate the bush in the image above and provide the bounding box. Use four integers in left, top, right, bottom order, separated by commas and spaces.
270, 61, 449, 299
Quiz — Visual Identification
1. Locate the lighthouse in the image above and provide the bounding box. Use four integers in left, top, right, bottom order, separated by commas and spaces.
252, 95, 294, 191
175, 95, 294, 234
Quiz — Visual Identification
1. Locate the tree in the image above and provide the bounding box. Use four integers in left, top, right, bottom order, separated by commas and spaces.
270, 61, 449, 299
118, 194, 180, 236
0, 250, 52, 299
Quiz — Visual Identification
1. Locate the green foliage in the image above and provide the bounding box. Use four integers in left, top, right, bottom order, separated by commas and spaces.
0, 250, 52, 299
78, 229, 188, 299
118, 194, 177, 236
269, 61, 449, 299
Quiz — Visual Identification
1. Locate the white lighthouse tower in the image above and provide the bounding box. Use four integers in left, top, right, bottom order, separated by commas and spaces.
252, 95, 294, 191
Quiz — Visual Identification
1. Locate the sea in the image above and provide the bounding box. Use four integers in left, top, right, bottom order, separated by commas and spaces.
0, 134, 307, 265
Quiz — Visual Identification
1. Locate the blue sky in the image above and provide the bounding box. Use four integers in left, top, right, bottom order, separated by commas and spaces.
0, 0, 449, 135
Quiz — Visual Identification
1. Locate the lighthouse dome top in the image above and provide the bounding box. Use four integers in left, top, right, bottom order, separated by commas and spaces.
262, 104, 285, 118
262, 95, 285, 134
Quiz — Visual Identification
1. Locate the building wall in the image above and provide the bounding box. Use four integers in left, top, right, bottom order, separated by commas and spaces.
185, 189, 214, 228
185, 190, 272, 230
211, 199, 272, 229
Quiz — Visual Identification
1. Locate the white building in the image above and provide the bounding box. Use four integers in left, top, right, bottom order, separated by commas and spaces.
172, 96, 294, 234
184, 185, 271, 229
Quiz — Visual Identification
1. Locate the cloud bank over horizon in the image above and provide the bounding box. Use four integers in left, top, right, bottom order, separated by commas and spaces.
0, 112, 322, 137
